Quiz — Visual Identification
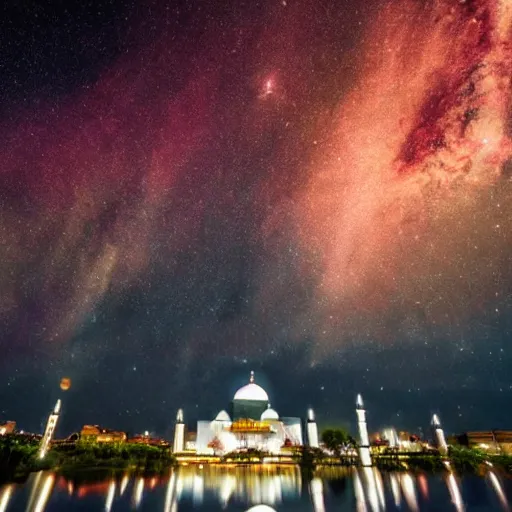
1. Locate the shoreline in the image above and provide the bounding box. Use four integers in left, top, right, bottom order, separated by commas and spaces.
1, 436, 511, 484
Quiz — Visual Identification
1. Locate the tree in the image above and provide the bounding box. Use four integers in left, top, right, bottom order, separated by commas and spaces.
321, 428, 354, 457
208, 436, 224, 455
299, 446, 326, 469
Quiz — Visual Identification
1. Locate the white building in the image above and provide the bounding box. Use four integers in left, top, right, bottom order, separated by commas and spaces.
190, 371, 303, 455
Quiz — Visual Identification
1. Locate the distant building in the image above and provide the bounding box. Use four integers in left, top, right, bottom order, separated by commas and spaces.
0, 421, 16, 435
80, 425, 127, 443
453, 431, 512, 454
370, 436, 390, 453
370, 428, 425, 453
381, 428, 399, 448
398, 431, 413, 442
128, 435, 170, 447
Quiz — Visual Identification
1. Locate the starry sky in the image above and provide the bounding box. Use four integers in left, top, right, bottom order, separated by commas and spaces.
0, 0, 511, 440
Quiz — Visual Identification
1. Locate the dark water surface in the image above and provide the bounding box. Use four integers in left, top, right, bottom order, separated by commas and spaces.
1, 466, 511, 511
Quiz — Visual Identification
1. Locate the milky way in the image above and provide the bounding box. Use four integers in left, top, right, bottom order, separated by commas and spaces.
290, 0, 512, 353
0, 0, 511, 432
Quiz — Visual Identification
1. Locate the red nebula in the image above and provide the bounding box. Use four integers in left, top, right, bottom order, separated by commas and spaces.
292, 0, 512, 344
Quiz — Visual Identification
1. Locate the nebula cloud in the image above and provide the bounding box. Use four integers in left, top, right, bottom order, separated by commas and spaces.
0, 0, 510, 365
284, 0, 512, 352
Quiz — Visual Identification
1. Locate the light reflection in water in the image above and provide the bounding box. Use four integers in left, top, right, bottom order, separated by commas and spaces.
132, 477, 144, 509
164, 472, 177, 512
389, 473, 401, 507
373, 468, 385, 510
175, 470, 184, 502
25, 471, 44, 512
119, 474, 129, 496
6, 465, 512, 510
488, 471, 510, 511
309, 478, 326, 512
219, 473, 236, 507
24, 472, 55, 512
0, 484, 13, 512
417, 474, 429, 499
33, 474, 54, 512
446, 473, 465, 512
400, 473, 419, 512
104, 480, 116, 512
363, 467, 383, 512
160, 466, 301, 510
353, 470, 368, 512
193, 474, 204, 506
354, 468, 385, 512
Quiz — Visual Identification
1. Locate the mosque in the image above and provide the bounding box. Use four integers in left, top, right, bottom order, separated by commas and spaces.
173, 371, 319, 455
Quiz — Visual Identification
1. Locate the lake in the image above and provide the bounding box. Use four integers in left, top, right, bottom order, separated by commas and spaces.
1, 465, 511, 511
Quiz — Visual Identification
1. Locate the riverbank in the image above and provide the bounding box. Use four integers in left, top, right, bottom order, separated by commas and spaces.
358, 449, 512, 475
0, 436, 175, 483
2, 435, 511, 484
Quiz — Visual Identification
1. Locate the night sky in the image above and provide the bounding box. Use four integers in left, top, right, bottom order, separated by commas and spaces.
0, 0, 511, 440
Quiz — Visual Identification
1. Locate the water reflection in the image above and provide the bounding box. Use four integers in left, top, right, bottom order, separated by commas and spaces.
445, 472, 465, 512
164, 472, 177, 512
0, 484, 13, 512
119, 474, 129, 497
353, 469, 367, 512
417, 473, 429, 500
488, 471, 510, 511
353, 470, 435, 512
401, 473, 419, 512
309, 478, 325, 512
132, 477, 144, 509
353, 467, 385, 512
374, 469, 385, 510
218, 472, 236, 507
26, 472, 54, 512
105, 480, 115, 512
168, 466, 301, 508
0, 464, 510, 511
389, 473, 401, 507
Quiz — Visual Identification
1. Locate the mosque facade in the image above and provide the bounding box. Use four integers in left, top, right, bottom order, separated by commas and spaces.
175, 371, 314, 455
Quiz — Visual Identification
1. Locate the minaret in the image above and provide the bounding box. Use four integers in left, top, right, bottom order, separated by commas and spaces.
173, 409, 185, 454
356, 394, 372, 467
38, 399, 61, 459
306, 408, 319, 448
431, 414, 448, 455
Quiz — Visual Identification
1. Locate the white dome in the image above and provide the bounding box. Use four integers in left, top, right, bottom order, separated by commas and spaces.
245, 507, 277, 512
234, 383, 269, 402
215, 410, 231, 422
233, 371, 269, 402
261, 407, 279, 421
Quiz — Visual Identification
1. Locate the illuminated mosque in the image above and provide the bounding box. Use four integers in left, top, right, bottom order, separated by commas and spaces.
174, 371, 318, 455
